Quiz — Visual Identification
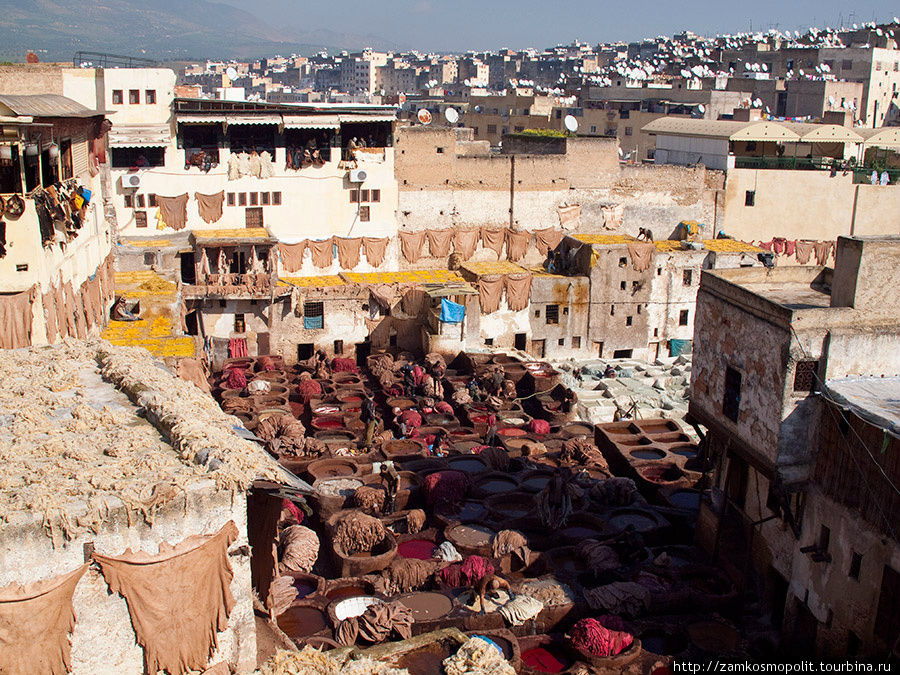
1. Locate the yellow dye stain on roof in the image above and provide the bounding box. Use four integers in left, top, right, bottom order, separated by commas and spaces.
572, 234, 638, 245
653, 240, 685, 252
530, 266, 566, 278
281, 275, 346, 288
459, 261, 527, 276
193, 228, 270, 240
341, 270, 465, 284
126, 239, 171, 248
653, 239, 764, 253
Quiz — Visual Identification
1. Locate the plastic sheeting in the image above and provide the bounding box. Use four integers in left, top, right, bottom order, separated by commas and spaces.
440, 298, 466, 323
823, 377, 900, 439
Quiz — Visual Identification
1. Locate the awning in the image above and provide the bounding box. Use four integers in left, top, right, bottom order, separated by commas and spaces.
108, 124, 171, 148
282, 114, 340, 130
176, 113, 226, 124
224, 114, 282, 126
339, 114, 395, 124
730, 122, 801, 142
858, 127, 900, 149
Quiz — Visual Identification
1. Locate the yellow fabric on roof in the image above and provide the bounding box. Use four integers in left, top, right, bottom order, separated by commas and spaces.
341, 270, 465, 284
702, 239, 763, 253
460, 261, 527, 276
530, 266, 566, 278
653, 240, 683, 252
127, 239, 171, 248
572, 234, 638, 245
194, 228, 269, 240
280, 275, 345, 288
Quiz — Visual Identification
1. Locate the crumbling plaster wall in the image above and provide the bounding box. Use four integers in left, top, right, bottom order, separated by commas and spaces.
0, 485, 254, 674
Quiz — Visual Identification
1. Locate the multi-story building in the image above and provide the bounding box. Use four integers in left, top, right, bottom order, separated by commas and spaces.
340, 49, 390, 96
689, 234, 900, 658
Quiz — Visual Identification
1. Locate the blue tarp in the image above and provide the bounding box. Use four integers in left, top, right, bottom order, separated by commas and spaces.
440, 298, 466, 323
669, 338, 692, 357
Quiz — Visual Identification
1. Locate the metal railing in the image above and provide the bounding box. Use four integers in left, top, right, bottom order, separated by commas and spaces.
733, 156, 834, 171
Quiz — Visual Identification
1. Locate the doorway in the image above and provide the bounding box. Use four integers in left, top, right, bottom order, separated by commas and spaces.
514, 333, 527, 351
180, 252, 196, 284
595, 341, 604, 358
530, 339, 545, 358
297, 343, 314, 360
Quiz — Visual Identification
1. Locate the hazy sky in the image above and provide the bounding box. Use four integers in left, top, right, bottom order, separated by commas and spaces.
218, 0, 900, 52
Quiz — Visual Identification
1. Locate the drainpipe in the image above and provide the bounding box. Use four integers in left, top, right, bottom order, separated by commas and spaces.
850, 184, 859, 236
509, 155, 515, 229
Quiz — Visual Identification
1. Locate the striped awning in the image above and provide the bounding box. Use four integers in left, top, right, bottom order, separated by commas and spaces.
108, 124, 171, 148
282, 114, 340, 130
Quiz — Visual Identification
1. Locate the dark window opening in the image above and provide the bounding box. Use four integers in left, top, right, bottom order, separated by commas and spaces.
284, 128, 334, 163
15, 263, 28, 272
136, 194, 145, 208
40, 148, 60, 187
184, 310, 199, 336
819, 525, 831, 553
534, 309, 540, 318
148, 194, 157, 207
227, 125, 275, 154
613, 348, 633, 359
723, 366, 742, 422
484, 338, 494, 346
135, 211, 147, 228
23, 149, 40, 192
124, 194, 133, 208
234, 313, 245, 333
180, 252, 196, 284
572, 336, 581, 349
745, 190, 756, 207
334, 339, 344, 355
793, 360, 818, 392
249, 192, 258, 206
626, 316, 633, 326
227, 193, 235, 206
245, 207, 263, 228
849, 552, 862, 581
874, 565, 900, 645
514, 333, 527, 350
558, 338, 565, 346
340, 121, 391, 148
304, 301, 324, 330
143, 252, 155, 266
260, 192, 270, 205
618, 257, 627, 267
620, 281, 627, 290
178, 124, 221, 164
679, 309, 689, 326
238, 192, 247, 206
297, 343, 314, 360
683, 269, 693, 286
545, 304, 559, 324
610, 305, 615, 316
112, 90, 123, 105
59, 139, 72, 180
129, 89, 140, 104
145, 89, 156, 104
0, 145, 22, 194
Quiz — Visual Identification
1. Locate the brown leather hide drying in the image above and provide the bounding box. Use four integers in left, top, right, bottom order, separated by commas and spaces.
92, 521, 238, 675
308, 238, 334, 268
363, 237, 389, 267
399, 230, 426, 264
425, 229, 453, 258
534, 228, 564, 256
453, 229, 479, 260
335, 237, 362, 269
195, 192, 225, 224
506, 230, 531, 262
505, 273, 533, 311
156, 194, 190, 231
625, 242, 654, 273
42, 288, 58, 344
278, 242, 307, 273
0, 564, 88, 675
480, 227, 506, 257
0, 285, 37, 349
477, 274, 504, 314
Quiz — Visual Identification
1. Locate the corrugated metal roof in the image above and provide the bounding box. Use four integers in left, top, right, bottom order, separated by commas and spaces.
857, 127, 900, 149
642, 117, 751, 139
0, 94, 106, 118
730, 121, 801, 142
778, 122, 863, 143
108, 123, 171, 148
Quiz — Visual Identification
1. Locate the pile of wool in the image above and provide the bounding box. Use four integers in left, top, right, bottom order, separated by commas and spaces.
568, 617, 634, 657
259, 647, 409, 675
497, 594, 543, 626
443, 637, 516, 675
224, 367, 247, 390
332, 357, 358, 373
526, 418, 551, 435
440, 555, 495, 587
333, 512, 388, 556
256, 414, 307, 456
279, 524, 319, 573
405, 509, 426, 534
297, 379, 322, 404
268, 575, 299, 616
378, 558, 441, 595
353, 485, 388, 515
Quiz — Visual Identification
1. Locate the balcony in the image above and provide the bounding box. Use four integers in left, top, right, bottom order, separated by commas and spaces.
182, 273, 288, 299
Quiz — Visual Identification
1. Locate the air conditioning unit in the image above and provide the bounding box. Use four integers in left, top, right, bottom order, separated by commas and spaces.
122, 174, 141, 189
349, 169, 368, 183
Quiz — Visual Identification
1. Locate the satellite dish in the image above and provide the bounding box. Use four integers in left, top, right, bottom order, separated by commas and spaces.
444, 107, 459, 124
226, 66, 238, 80
617, 146, 624, 157
417, 109, 433, 125
698, 103, 706, 113
828, 95, 836, 106
564, 115, 578, 132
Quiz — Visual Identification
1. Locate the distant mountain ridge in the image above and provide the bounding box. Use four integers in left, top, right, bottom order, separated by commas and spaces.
0, 0, 396, 62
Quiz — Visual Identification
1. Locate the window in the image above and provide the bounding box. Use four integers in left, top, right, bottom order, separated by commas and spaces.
15, 263, 27, 272
350, 189, 360, 203
124, 194, 134, 208
143, 251, 155, 266
272, 192, 282, 206
626, 316, 633, 326
112, 90, 123, 105
653, 328, 658, 337
245, 207, 263, 228
610, 305, 615, 316
234, 313, 245, 333
849, 552, 862, 581
361, 189, 370, 202
238, 192, 247, 206
436, 147, 444, 153
484, 338, 494, 346
110, 146, 165, 168
819, 525, 831, 553
723, 366, 742, 422
129, 89, 140, 104
303, 301, 324, 330
745, 190, 755, 207
590, 125, 597, 133
545, 304, 559, 324
683, 269, 693, 286
148, 194, 157, 207
359, 205, 370, 222
227, 193, 235, 206
135, 211, 147, 228
145, 89, 156, 104
487, 124, 497, 134
572, 336, 581, 349
612, 348, 632, 359
334, 339, 344, 355
842, 59, 853, 70
136, 194, 145, 208
637, 305, 641, 314
624, 126, 633, 136
619, 257, 627, 267
371, 189, 380, 202
620, 281, 627, 290
249, 192, 258, 206
534, 309, 540, 318
793, 360, 818, 392
261, 192, 270, 205
679, 309, 689, 326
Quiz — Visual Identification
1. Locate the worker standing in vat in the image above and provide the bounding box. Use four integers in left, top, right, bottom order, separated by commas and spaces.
379, 461, 400, 514
484, 412, 499, 448
466, 378, 481, 402
362, 393, 378, 451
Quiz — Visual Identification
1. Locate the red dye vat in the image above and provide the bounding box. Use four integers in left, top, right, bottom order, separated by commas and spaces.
397, 539, 437, 560
314, 418, 343, 429
498, 427, 527, 437
341, 395, 362, 403
522, 647, 567, 673
470, 415, 489, 424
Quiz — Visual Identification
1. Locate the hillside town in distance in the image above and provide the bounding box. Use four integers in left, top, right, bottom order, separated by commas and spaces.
0, 9, 898, 675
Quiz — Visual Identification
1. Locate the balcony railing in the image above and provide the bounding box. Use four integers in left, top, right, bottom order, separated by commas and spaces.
733, 156, 835, 171
183, 273, 275, 297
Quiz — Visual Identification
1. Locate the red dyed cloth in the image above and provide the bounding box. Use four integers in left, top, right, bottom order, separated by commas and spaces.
332, 357, 358, 373
257, 355, 276, 371
460, 555, 494, 584
470, 444, 490, 454
522, 647, 567, 673
569, 617, 633, 657
435, 401, 454, 415
229, 337, 248, 358
422, 470, 469, 507
225, 368, 247, 390
486, 413, 497, 427
399, 410, 422, 429
282, 499, 304, 524
527, 419, 551, 434
297, 379, 322, 404
440, 564, 464, 587
412, 365, 426, 387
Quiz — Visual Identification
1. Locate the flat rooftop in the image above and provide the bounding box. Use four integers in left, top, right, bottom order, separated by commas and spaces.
0, 341, 286, 542
703, 265, 834, 311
